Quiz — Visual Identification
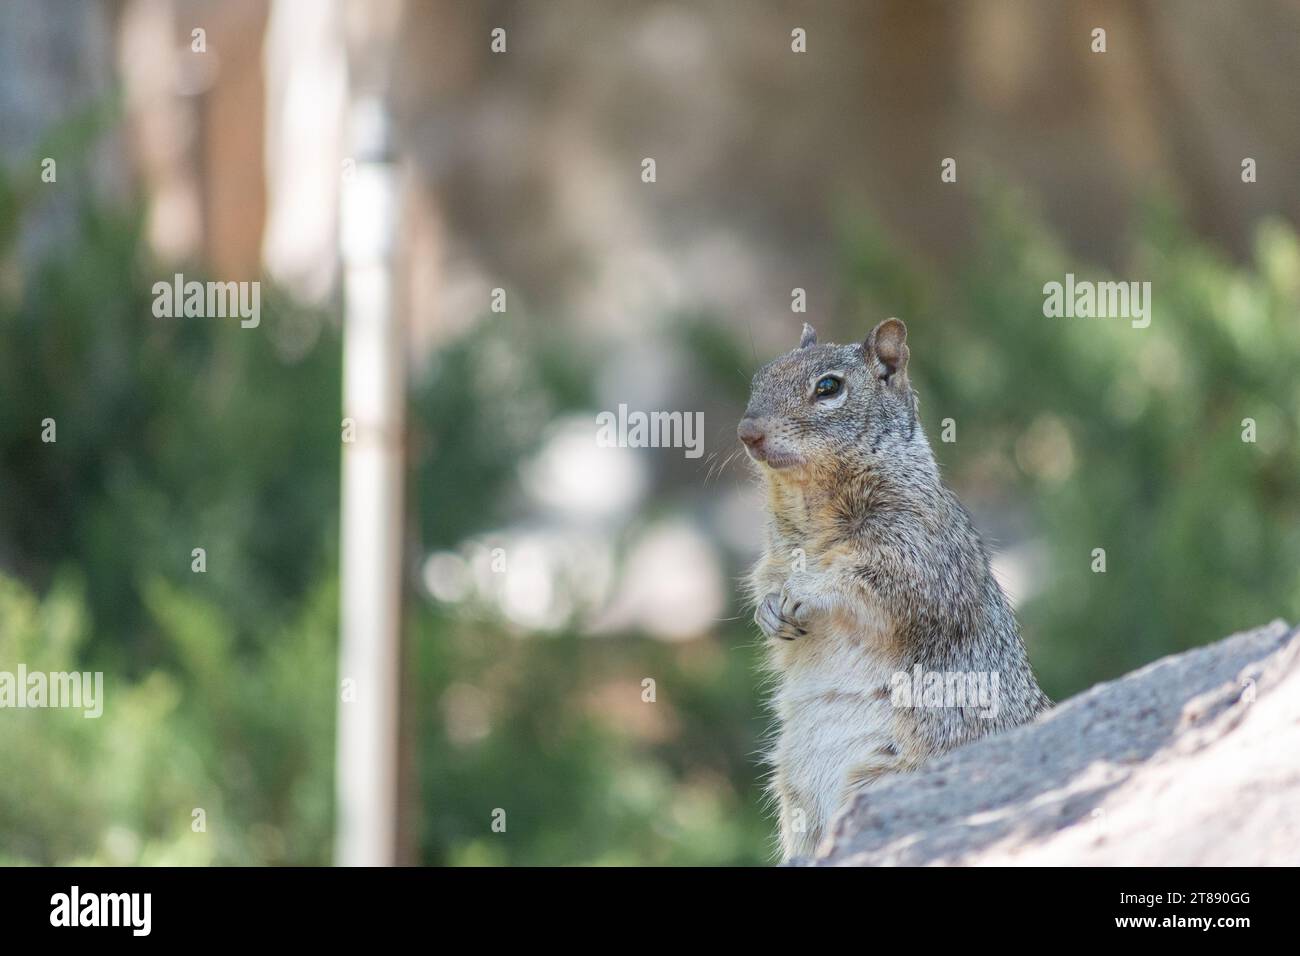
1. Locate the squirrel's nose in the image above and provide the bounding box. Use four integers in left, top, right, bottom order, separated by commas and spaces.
737, 418, 766, 449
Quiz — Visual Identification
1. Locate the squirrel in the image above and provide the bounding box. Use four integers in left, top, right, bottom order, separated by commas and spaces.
739, 318, 1051, 861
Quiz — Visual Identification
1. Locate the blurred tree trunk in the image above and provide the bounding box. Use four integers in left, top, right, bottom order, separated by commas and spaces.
191, 0, 268, 279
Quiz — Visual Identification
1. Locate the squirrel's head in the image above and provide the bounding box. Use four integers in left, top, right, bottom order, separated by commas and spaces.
737, 319, 920, 479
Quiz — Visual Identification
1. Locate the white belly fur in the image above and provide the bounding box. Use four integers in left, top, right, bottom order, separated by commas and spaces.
768, 599, 901, 857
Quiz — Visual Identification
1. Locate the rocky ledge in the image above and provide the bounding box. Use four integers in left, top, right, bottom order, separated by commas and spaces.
807, 620, 1300, 866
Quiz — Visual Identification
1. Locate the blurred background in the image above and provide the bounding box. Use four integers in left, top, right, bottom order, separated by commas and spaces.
1, 0, 1298, 865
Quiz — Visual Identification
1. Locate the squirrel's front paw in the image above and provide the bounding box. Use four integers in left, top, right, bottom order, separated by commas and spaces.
755, 588, 810, 641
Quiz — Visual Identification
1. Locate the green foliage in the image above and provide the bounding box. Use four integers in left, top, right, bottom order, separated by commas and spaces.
1, 159, 1295, 865
411, 318, 595, 549
0, 571, 337, 865
0, 185, 343, 659
0, 175, 340, 863
412, 610, 772, 866
0, 169, 774, 865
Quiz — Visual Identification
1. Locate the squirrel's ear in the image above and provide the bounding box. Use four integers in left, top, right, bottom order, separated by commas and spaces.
864, 318, 909, 384
798, 322, 817, 349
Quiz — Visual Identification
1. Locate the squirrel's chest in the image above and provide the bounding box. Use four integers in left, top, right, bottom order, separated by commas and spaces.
769, 598, 903, 736
767, 597, 905, 807
770, 609, 900, 716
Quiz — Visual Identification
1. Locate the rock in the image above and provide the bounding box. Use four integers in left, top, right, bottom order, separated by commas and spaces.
807, 619, 1300, 866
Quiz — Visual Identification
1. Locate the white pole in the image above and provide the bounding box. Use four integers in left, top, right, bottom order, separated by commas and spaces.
335, 96, 404, 867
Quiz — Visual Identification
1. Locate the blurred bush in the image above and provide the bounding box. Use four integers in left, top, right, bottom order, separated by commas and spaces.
0, 166, 341, 864
1, 163, 1296, 864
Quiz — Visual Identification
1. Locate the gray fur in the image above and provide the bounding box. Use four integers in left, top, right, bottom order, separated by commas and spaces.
740, 319, 1051, 860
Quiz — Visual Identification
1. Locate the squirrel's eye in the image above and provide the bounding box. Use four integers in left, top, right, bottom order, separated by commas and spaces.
814, 375, 842, 398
